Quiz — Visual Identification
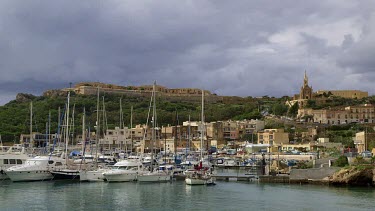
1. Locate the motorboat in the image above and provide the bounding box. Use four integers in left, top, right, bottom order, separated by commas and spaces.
79, 165, 108, 182
137, 165, 172, 182
5, 155, 66, 182
0, 147, 31, 180
102, 159, 145, 182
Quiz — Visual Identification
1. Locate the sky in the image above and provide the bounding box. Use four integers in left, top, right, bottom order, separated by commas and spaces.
1, 0, 375, 105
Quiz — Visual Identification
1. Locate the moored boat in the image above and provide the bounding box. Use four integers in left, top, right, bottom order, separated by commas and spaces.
5, 155, 66, 182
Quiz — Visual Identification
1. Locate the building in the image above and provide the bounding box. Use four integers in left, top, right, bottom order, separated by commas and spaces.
299, 71, 313, 101
288, 71, 314, 107
354, 131, 375, 153
315, 90, 368, 99
100, 127, 131, 151
257, 129, 289, 152
287, 71, 369, 108
298, 104, 375, 124
221, 119, 265, 142
20, 133, 60, 148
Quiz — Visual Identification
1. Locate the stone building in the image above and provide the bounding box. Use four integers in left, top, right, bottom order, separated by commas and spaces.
298, 104, 375, 124
316, 90, 368, 99
257, 129, 289, 152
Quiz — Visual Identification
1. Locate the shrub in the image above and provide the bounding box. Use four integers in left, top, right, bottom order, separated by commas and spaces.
333, 155, 348, 167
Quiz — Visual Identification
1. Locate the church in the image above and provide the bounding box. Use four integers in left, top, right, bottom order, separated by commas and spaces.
287, 71, 314, 108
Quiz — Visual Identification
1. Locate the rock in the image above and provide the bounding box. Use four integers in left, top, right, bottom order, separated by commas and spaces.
330, 166, 373, 186
43, 89, 67, 97
15, 93, 35, 103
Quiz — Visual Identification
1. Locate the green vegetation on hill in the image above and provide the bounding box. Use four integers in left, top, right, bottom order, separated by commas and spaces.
0, 93, 266, 142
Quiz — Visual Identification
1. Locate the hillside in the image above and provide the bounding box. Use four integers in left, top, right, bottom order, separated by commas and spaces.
0, 91, 266, 142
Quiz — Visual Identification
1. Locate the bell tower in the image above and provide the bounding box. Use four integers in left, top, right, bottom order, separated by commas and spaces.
300, 70, 313, 100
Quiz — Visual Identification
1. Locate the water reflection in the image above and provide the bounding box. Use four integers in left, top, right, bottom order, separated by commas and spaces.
0, 180, 374, 210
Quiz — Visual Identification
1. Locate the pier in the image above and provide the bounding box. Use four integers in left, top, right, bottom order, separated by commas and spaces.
212, 175, 258, 182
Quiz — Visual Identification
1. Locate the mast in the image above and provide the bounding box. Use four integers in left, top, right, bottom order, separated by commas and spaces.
130, 106, 133, 154
188, 115, 191, 155
48, 111, 51, 150
174, 110, 178, 156
200, 90, 204, 160
102, 96, 108, 134
95, 87, 100, 167
65, 92, 71, 162
71, 104, 75, 146
30, 102, 33, 147
82, 107, 86, 153
120, 98, 122, 129
151, 81, 156, 171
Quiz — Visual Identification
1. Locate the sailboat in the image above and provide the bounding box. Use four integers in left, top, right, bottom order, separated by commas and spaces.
185, 90, 215, 185
80, 87, 107, 182
137, 81, 171, 182
50, 92, 82, 180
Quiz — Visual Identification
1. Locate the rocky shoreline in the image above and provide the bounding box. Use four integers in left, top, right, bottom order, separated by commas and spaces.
329, 166, 374, 186
261, 166, 375, 187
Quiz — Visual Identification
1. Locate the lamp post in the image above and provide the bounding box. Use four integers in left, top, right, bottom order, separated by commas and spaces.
268, 146, 271, 175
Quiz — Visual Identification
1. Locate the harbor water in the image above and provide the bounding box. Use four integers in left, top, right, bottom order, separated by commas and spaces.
0, 179, 374, 211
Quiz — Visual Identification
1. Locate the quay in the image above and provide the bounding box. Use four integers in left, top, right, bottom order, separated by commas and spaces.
212, 175, 258, 182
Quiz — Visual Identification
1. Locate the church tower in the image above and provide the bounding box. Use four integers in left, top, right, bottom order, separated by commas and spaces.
299, 71, 313, 100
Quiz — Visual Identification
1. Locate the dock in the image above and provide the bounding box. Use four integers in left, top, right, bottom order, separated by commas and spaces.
212, 175, 258, 182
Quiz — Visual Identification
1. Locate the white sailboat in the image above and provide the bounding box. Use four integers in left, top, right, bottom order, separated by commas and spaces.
50, 92, 82, 180
185, 90, 215, 185
80, 87, 107, 182
138, 81, 171, 182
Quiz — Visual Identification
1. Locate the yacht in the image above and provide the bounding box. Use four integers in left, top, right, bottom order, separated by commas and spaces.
137, 165, 172, 182
5, 155, 66, 182
80, 165, 108, 182
102, 159, 145, 182
0, 147, 30, 180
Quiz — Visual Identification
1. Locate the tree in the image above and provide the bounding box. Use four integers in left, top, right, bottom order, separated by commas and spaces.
333, 155, 348, 167
288, 103, 299, 117
271, 103, 288, 116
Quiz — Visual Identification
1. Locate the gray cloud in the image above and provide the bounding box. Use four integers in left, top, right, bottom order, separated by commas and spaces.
0, 0, 375, 105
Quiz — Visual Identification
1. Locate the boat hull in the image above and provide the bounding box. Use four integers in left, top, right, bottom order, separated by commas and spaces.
51, 170, 80, 180
103, 171, 137, 182
137, 174, 171, 182
6, 170, 53, 182
185, 177, 207, 185
80, 170, 106, 182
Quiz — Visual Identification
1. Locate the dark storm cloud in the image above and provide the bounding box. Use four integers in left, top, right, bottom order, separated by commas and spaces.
0, 0, 374, 105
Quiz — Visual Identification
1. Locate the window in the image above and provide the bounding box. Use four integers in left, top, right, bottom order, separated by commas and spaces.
17, 159, 22, 164
48, 160, 54, 165
9, 159, 16, 164
3, 159, 8, 164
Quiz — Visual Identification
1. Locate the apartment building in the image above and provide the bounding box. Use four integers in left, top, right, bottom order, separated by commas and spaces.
257, 129, 289, 146
100, 127, 131, 150
298, 104, 375, 124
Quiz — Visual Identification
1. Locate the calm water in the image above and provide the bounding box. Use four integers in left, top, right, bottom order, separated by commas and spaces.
0, 179, 374, 211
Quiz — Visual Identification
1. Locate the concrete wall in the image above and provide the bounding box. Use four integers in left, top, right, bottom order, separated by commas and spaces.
290, 167, 340, 180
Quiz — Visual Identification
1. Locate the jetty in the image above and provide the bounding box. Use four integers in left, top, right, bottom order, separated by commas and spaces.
212, 174, 258, 182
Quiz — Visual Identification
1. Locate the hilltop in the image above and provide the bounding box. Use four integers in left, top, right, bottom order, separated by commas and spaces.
0, 82, 273, 142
